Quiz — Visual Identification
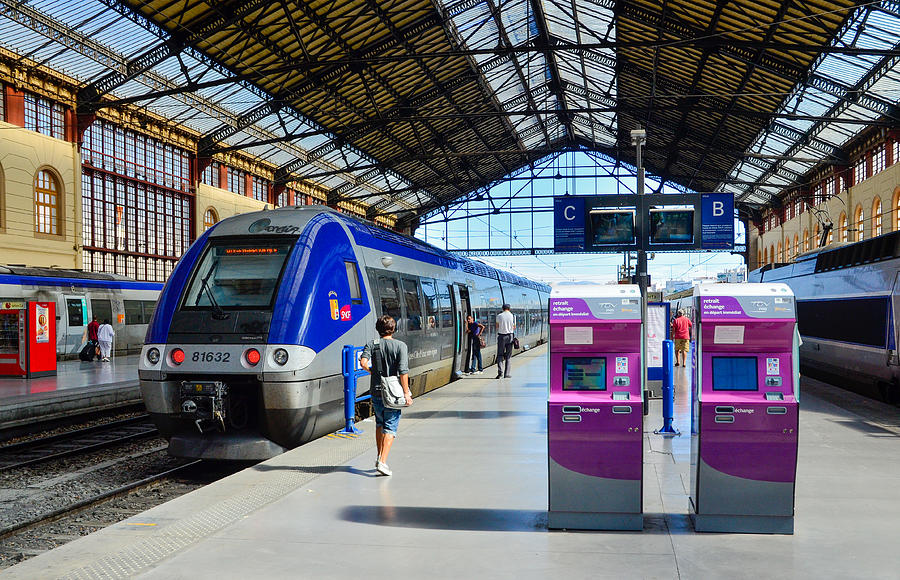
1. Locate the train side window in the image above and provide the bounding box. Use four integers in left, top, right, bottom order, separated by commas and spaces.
345, 262, 362, 304
124, 300, 143, 325
91, 299, 112, 325
421, 278, 438, 329
377, 275, 402, 324
66, 298, 84, 326
401, 277, 423, 332
143, 301, 157, 324
437, 283, 452, 328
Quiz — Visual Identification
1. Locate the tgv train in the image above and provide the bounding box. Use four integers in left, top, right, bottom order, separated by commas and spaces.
0, 266, 162, 358
750, 229, 900, 404
139, 206, 550, 460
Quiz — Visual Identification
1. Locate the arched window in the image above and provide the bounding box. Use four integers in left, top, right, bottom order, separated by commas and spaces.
827, 227, 833, 245
777, 241, 782, 263
793, 234, 799, 259
893, 187, 900, 231
763, 246, 768, 265
758, 248, 763, 266
855, 205, 864, 241
203, 208, 218, 231
813, 223, 820, 247
839, 212, 848, 242
803, 229, 809, 252
34, 169, 61, 236
873, 197, 883, 237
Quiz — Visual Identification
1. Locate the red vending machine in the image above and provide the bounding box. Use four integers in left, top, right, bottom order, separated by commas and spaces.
0, 301, 57, 378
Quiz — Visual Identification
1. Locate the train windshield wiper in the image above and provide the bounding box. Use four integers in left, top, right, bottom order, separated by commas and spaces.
195, 265, 229, 320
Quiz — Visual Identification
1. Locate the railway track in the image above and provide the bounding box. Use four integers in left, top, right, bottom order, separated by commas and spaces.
0, 415, 159, 471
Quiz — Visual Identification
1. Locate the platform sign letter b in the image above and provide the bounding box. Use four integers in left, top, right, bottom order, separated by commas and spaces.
701, 193, 733, 250
712, 201, 724, 217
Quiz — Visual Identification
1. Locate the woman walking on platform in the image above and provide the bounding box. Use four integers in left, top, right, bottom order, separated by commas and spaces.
97, 319, 114, 362
360, 315, 412, 476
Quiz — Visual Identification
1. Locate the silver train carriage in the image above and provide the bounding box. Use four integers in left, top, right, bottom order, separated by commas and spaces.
139, 206, 550, 460
0, 266, 162, 359
750, 229, 900, 404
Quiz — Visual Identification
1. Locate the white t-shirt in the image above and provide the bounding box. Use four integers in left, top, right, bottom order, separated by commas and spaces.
98, 324, 115, 342
496, 310, 515, 334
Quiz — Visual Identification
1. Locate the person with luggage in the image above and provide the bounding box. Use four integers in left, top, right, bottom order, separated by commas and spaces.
98, 319, 114, 362
359, 315, 412, 476
80, 316, 100, 361
87, 316, 100, 360
465, 314, 485, 374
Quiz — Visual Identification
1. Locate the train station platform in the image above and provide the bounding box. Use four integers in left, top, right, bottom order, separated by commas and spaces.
0, 355, 141, 431
4, 345, 900, 579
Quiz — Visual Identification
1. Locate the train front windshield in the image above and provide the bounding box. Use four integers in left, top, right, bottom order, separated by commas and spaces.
181, 239, 295, 310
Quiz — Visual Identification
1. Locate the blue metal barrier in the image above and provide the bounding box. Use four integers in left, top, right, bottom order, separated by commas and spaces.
654, 339, 681, 436
338, 345, 372, 435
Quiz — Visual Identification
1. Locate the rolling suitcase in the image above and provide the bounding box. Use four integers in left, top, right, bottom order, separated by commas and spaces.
79, 341, 96, 361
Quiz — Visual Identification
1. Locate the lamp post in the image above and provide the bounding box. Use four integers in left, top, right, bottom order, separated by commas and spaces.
631, 128, 649, 407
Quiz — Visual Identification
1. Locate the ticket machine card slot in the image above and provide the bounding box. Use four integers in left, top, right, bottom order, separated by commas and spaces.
612, 406, 633, 414
766, 406, 788, 414
765, 392, 784, 401
562, 405, 582, 414
715, 406, 734, 414
562, 415, 582, 422
612, 391, 630, 400
765, 377, 783, 387
613, 376, 630, 386
714, 415, 735, 423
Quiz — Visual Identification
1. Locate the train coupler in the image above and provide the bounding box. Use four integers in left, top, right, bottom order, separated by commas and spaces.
180, 381, 228, 434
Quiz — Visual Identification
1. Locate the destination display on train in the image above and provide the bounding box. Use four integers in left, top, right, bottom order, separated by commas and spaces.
223, 247, 281, 255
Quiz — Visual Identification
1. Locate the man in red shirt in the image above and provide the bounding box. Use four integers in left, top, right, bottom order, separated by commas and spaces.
87, 316, 100, 361
670, 309, 692, 367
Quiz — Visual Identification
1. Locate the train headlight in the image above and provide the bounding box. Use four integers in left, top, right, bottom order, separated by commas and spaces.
171, 348, 185, 365
147, 347, 160, 365
273, 348, 289, 366
245, 348, 261, 366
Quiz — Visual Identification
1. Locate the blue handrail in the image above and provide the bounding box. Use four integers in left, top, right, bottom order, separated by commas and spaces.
337, 345, 372, 435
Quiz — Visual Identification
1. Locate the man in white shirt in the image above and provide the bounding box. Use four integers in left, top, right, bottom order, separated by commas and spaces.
495, 304, 516, 378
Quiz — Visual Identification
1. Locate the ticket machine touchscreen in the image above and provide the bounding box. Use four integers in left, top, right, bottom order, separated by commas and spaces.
563, 357, 606, 391
711, 357, 758, 391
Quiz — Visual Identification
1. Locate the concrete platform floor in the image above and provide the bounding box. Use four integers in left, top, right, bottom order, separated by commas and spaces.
4, 345, 900, 579
0, 355, 141, 430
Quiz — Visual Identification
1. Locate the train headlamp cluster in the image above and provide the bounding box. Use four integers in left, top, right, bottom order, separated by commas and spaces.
245, 348, 261, 366
273, 348, 289, 366
171, 348, 186, 365
147, 347, 160, 365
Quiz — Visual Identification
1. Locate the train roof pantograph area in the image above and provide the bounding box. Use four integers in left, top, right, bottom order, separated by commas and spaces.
0, 0, 897, 225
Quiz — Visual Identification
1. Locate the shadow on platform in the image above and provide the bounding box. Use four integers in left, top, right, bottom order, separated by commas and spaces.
341, 505, 547, 531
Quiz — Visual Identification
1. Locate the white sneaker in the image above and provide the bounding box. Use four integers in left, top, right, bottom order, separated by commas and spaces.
376, 461, 392, 476
475, 370, 483, 374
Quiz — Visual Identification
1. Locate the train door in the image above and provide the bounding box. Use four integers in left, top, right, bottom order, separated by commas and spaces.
451, 285, 471, 377
891, 273, 900, 366
63, 295, 87, 355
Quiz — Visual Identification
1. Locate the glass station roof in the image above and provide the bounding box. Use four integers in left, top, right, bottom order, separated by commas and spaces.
0, 0, 896, 221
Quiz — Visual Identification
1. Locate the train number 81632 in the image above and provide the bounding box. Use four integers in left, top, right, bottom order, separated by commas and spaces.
191, 351, 231, 363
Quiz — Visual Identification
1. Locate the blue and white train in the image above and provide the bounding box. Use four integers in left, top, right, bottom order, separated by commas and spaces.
750, 229, 900, 404
0, 266, 162, 357
139, 206, 550, 460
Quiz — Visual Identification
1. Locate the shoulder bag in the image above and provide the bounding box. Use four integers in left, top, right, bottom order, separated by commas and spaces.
374, 343, 409, 409
512, 336, 520, 349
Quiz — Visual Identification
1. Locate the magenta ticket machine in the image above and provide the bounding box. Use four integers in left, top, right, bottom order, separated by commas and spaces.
548, 285, 643, 530
690, 283, 799, 534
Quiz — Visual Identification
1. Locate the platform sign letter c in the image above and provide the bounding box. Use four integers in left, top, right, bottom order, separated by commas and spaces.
564, 205, 575, 221
712, 201, 724, 217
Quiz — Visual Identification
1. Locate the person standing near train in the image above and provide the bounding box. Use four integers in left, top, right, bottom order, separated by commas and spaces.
97, 319, 114, 362
496, 304, 516, 378
671, 309, 692, 367
87, 316, 100, 361
360, 315, 412, 477
465, 314, 485, 374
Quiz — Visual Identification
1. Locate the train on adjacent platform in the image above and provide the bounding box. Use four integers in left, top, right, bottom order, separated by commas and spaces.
0, 266, 162, 358
750, 229, 900, 404
139, 206, 550, 460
